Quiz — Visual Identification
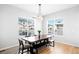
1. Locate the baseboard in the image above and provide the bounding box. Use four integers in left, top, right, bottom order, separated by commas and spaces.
0, 44, 18, 52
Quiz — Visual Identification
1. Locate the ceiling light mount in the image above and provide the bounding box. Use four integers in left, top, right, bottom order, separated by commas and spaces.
38, 4, 41, 16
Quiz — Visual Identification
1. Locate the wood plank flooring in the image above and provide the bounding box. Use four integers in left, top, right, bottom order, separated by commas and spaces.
0, 42, 79, 54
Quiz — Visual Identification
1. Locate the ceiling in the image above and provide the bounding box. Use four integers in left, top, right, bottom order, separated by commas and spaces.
12, 4, 78, 16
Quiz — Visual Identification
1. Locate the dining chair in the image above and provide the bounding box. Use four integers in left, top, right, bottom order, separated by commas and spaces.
18, 38, 31, 54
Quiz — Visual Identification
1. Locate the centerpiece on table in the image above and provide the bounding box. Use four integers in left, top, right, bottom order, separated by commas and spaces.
38, 30, 41, 39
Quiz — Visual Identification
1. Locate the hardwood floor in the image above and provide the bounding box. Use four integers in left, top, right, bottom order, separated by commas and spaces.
0, 42, 79, 54
38, 42, 79, 54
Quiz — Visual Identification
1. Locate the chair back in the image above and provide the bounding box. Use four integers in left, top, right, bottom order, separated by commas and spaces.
18, 39, 24, 47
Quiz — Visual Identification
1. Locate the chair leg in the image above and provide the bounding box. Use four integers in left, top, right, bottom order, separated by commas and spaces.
46, 44, 48, 47
48, 41, 55, 47
53, 41, 55, 47
21, 49, 23, 54
27, 48, 30, 54
18, 48, 20, 54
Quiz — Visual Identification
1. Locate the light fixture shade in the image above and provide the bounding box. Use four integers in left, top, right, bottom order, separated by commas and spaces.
33, 4, 43, 21
37, 4, 43, 21
37, 16, 43, 21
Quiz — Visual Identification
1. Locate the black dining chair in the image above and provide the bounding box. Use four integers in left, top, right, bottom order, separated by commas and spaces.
18, 38, 31, 54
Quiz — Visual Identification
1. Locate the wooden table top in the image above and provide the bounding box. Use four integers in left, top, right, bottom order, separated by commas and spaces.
20, 35, 53, 42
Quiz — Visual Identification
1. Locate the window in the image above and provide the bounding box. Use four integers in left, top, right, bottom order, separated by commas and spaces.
18, 17, 34, 37
48, 18, 63, 35
55, 18, 63, 35
48, 19, 54, 35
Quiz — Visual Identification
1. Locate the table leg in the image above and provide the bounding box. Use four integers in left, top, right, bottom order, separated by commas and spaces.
53, 41, 55, 47
30, 47, 34, 54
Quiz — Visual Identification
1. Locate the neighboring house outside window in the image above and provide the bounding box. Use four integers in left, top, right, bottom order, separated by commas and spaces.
48, 18, 63, 35
18, 17, 34, 37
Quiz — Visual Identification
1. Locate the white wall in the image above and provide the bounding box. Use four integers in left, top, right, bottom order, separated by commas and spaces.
43, 5, 79, 47
0, 4, 35, 49
1, 4, 79, 50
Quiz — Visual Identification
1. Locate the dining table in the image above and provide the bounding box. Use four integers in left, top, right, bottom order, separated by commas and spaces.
20, 35, 55, 54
